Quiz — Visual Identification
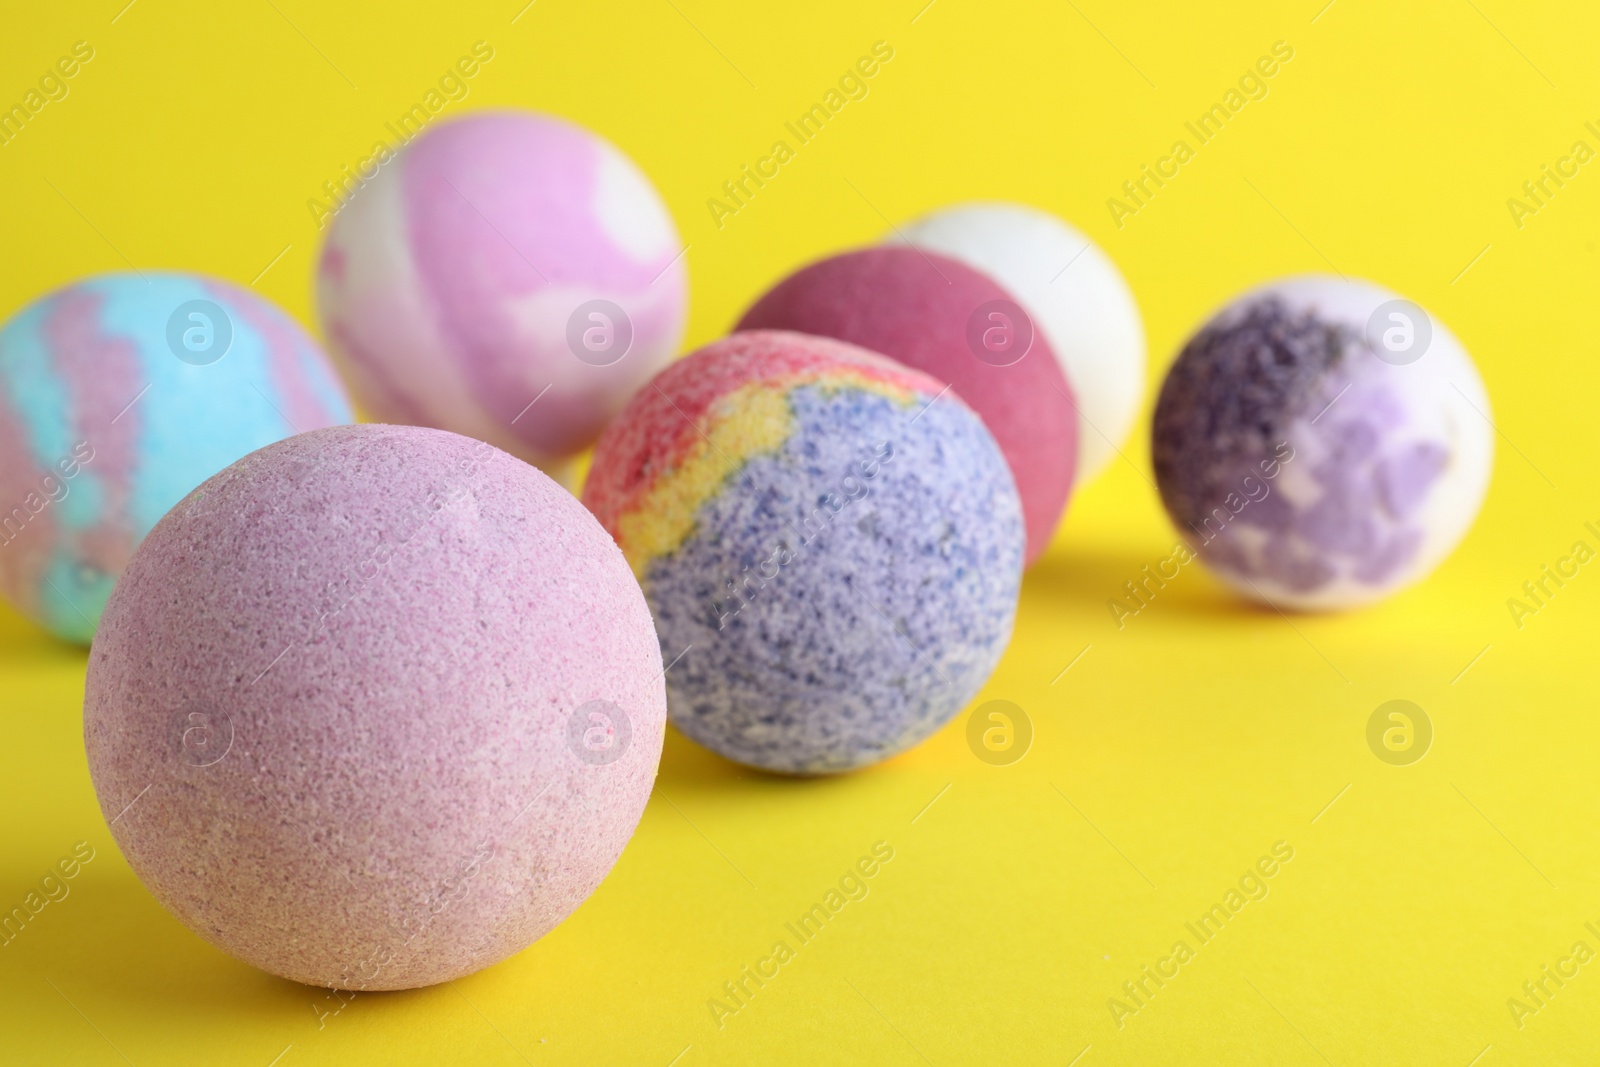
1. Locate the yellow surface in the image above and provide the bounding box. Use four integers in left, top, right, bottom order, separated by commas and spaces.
2, 1, 1598, 1064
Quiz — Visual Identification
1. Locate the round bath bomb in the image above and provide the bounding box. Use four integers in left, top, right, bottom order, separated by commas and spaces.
1152, 276, 1493, 610
582, 330, 1024, 774
0, 272, 352, 643
317, 109, 687, 475
888, 201, 1145, 485
84, 424, 666, 989
737, 246, 1075, 565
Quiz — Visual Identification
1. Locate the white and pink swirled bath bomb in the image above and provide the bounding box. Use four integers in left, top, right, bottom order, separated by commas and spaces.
316, 110, 687, 474
84, 424, 666, 989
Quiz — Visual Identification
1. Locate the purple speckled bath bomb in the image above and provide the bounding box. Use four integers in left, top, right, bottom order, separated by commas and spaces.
583, 331, 1023, 774
1152, 276, 1493, 610
83, 424, 665, 989
316, 110, 687, 475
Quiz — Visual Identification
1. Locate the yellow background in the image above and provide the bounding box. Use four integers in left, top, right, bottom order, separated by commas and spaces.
3, 1, 1598, 1063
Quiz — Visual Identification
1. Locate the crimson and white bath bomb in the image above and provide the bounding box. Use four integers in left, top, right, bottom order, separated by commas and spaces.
1152, 276, 1493, 610
889, 202, 1145, 485
83, 424, 666, 989
316, 110, 687, 474
738, 246, 1077, 564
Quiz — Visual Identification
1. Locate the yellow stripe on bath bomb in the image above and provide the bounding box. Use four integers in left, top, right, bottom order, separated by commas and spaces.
614, 370, 924, 578
616, 383, 792, 578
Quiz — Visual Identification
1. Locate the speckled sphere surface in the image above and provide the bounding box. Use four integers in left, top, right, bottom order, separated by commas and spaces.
84, 424, 666, 989
316, 109, 687, 473
0, 272, 351, 643
737, 246, 1075, 566
582, 330, 1023, 774
889, 201, 1145, 485
1152, 276, 1493, 610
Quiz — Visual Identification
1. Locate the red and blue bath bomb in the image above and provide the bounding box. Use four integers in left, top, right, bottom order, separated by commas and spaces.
737, 246, 1077, 565
1152, 276, 1493, 610
84, 424, 666, 989
0, 272, 351, 643
582, 330, 1024, 774
316, 109, 687, 477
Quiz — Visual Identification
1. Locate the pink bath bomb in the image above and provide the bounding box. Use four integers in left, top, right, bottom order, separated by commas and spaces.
737, 247, 1077, 564
83, 424, 666, 990
316, 110, 688, 473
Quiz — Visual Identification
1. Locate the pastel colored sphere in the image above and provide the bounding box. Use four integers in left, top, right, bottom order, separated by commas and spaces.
84, 424, 666, 989
316, 109, 688, 473
583, 330, 1024, 774
737, 246, 1075, 566
0, 272, 352, 643
888, 201, 1146, 485
1152, 276, 1493, 610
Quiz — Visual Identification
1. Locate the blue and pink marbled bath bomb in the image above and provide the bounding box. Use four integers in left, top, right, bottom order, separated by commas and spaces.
583, 330, 1024, 774
0, 272, 351, 642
